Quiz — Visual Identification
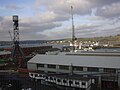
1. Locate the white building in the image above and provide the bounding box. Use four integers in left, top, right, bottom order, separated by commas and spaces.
29, 72, 95, 90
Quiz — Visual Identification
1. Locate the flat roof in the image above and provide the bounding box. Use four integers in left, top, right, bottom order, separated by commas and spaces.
28, 54, 120, 69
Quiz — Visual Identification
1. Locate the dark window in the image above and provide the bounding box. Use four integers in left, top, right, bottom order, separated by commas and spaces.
63, 80, 67, 83
59, 65, 69, 70
73, 66, 83, 71
104, 68, 116, 73
50, 77, 53, 80
37, 64, 44, 68
48, 71, 56, 73
35, 74, 37, 77
88, 67, 99, 72
42, 75, 45, 78
54, 78, 56, 81
39, 74, 42, 77
37, 70, 44, 73
69, 80, 73, 84
46, 77, 48, 79
75, 81, 79, 85
57, 79, 61, 82
47, 64, 56, 69
82, 82, 86, 86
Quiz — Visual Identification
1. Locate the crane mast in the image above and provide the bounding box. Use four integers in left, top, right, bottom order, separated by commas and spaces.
71, 6, 76, 52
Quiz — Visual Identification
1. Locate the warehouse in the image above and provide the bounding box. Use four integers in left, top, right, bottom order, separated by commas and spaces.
27, 53, 120, 90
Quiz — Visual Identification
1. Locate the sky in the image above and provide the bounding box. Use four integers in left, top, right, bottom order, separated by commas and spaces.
0, 0, 120, 41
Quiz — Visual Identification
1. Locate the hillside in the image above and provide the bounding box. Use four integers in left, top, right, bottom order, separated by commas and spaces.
62, 34, 120, 43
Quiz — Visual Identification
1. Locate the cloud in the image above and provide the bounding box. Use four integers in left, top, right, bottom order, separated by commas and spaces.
20, 22, 62, 33
0, 16, 3, 21
0, 16, 12, 31
96, 2, 120, 18
36, 11, 70, 23
35, 0, 119, 15
35, 0, 92, 15
5, 4, 22, 10
0, 15, 63, 41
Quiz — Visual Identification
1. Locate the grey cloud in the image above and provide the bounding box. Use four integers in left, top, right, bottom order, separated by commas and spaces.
20, 22, 62, 33
0, 16, 12, 31
96, 2, 120, 18
36, 11, 70, 23
35, 0, 120, 16
20, 32, 49, 40
90, 0, 119, 7
0, 16, 3, 21
35, 0, 92, 15
5, 4, 22, 10
75, 24, 101, 31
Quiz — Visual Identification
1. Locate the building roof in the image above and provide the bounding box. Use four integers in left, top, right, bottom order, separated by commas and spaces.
0, 51, 11, 55
28, 54, 120, 69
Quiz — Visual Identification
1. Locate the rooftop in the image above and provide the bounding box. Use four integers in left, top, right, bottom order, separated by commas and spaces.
28, 53, 120, 69
0, 51, 11, 55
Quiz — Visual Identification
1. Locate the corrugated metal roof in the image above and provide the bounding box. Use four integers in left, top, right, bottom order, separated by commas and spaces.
28, 54, 120, 69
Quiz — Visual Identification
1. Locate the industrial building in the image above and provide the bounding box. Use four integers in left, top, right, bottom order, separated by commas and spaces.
27, 52, 120, 90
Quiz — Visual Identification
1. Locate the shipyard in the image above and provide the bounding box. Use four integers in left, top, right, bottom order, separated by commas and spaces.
0, 0, 120, 90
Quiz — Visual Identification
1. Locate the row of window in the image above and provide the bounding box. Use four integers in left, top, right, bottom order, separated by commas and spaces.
56, 78, 86, 86
42, 76, 86, 86
30, 73, 86, 86
37, 64, 116, 73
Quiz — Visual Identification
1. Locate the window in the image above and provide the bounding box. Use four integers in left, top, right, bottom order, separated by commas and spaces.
42, 75, 45, 78
82, 82, 86, 86
48, 71, 56, 73
46, 77, 48, 79
54, 78, 56, 81
37, 70, 44, 73
57, 79, 61, 82
59, 65, 69, 70
73, 66, 83, 71
63, 80, 67, 83
69, 80, 73, 84
75, 81, 79, 85
104, 68, 116, 73
88, 67, 99, 72
50, 77, 53, 80
47, 64, 56, 69
39, 74, 42, 77
37, 64, 44, 68
35, 74, 38, 77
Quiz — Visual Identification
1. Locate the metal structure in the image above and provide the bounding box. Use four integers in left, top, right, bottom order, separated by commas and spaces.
11, 15, 24, 68
71, 6, 77, 52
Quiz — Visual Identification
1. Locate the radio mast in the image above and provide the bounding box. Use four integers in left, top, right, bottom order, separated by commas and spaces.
71, 6, 76, 52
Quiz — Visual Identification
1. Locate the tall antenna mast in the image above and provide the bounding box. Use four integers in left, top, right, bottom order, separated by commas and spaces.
71, 6, 75, 51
